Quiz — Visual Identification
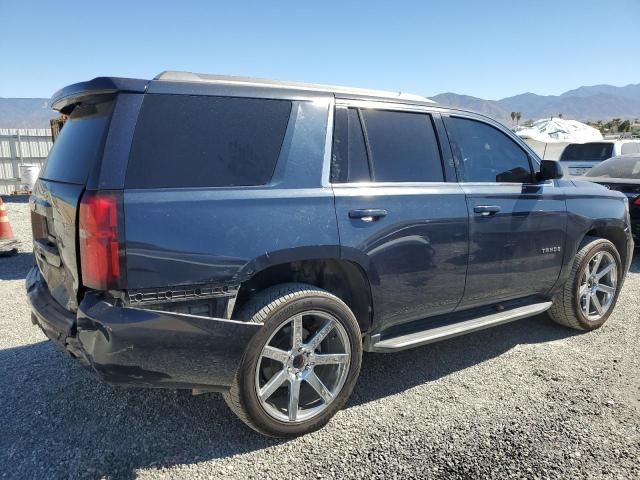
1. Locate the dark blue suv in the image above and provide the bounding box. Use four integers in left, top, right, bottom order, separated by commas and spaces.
27, 72, 634, 437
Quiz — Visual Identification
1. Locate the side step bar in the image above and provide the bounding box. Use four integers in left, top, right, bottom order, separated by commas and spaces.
369, 301, 552, 353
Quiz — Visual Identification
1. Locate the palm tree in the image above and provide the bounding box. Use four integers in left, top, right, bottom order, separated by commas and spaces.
510, 112, 517, 126
515, 112, 522, 126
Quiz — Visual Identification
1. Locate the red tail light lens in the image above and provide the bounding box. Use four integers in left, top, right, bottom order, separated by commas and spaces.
634, 196, 640, 206
79, 191, 125, 290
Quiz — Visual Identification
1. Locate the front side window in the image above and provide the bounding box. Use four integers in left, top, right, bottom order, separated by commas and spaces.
446, 116, 533, 183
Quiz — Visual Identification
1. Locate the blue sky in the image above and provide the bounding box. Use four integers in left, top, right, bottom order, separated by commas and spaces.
2, 0, 639, 99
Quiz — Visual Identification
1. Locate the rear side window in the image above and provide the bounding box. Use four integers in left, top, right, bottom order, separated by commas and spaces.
560, 143, 614, 161
40, 100, 114, 184
331, 107, 371, 183
621, 142, 640, 155
361, 109, 444, 182
126, 95, 292, 188
446, 116, 533, 183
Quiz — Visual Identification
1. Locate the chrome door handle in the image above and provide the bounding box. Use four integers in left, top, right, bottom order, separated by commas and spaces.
348, 209, 388, 222
473, 205, 501, 216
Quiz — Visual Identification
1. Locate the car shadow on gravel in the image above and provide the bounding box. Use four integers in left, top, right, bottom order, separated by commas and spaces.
0, 340, 283, 480
0, 313, 580, 479
0, 252, 33, 280
350, 313, 579, 408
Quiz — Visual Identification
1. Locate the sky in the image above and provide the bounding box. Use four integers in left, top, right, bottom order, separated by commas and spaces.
2, 0, 639, 100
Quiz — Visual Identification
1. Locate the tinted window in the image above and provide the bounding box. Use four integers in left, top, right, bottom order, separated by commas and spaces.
560, 143, 614, 161
360, 109, 443, 182
40, 100, 114, 184
586, 155, 640, 179
126, 95, 292, 188
621, 142, 640, 155
447, 117, 533, 183
331, 107, 371, 183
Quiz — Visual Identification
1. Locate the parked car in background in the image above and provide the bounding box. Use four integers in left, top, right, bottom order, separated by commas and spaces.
581, 154, 640, 241
559, 140, 640, 176
26, 72, 634, 438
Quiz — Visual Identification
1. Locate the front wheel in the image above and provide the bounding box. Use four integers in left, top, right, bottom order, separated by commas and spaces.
548, 237, 623, 331
223, 283, 362, 438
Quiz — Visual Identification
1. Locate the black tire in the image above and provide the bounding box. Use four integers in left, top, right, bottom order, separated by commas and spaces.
548, 237, 623, 331
223, 283, 362, 438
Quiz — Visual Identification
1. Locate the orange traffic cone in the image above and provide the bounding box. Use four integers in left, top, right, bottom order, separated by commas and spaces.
0, 197, 18, 255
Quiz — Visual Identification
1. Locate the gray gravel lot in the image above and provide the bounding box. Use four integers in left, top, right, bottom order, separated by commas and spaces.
1, 198, 638, 480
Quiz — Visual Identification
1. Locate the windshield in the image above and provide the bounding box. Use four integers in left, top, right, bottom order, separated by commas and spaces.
40, 99, 114, 184
560, 143, 614, 162
586, 155, 640, 179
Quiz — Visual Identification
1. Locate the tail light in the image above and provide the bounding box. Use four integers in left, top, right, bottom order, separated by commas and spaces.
79, 190, 126, 290
634, 196, 640, 206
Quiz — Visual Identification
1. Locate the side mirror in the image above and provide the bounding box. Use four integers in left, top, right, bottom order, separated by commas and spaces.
536, 160, 564, 181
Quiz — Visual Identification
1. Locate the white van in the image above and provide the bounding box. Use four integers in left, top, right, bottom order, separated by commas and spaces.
559, 140, 640, 176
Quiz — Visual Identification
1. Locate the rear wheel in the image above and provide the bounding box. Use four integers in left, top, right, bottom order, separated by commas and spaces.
548, 237, 623, 331
223, 283, 362, 438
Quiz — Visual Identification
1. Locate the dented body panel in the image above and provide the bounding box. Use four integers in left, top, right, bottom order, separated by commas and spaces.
27, 267, 260, 390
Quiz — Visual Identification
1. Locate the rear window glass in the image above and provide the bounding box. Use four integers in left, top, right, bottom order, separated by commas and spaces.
40, 100, 114, 184
560, 143, 614, 162
126, 95, 292, 189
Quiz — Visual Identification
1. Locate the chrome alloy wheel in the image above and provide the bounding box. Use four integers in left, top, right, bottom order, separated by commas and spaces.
254, 311, 351, 423
579, 251, 618, 322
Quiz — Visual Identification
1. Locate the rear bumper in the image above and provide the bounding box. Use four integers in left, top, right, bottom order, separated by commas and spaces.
26, 267, 261, 391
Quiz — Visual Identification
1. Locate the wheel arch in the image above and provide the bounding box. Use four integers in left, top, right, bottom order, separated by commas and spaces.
580, 223, 629, 271
233, 257, 374, 333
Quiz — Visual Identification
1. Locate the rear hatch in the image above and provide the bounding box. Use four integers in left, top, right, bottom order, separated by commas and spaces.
559, 142, 614, 176
31, 99, 115, 311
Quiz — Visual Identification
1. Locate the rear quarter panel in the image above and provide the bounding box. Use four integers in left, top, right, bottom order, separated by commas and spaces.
123, 98, 339, 289
124, 188, 339, 288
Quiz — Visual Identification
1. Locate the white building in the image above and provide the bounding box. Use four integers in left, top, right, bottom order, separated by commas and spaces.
514, 118, 603, 160
0, 128, 52, 194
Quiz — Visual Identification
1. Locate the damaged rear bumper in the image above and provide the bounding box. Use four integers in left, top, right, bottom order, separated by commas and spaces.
26, 267, 260, 391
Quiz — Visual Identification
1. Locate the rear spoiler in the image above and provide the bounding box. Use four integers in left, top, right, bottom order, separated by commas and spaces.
50, 77, 148, 113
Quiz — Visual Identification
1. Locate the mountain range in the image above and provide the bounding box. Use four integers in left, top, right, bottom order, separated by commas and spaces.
430, 83, 640, 125
1, 83, 639, 128
0, 98, 58, 128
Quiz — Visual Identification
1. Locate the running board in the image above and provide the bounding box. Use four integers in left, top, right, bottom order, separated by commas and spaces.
369, 301, 552, 353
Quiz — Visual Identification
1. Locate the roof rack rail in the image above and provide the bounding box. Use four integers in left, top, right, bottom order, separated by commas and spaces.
153, 71, 434, 103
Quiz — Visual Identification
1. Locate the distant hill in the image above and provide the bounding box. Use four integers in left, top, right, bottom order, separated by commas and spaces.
560, 83, 640, 100
430, 83, 640, 125
430, 93, 510, 123
0, 98, 57, 128
498, 92, 640, 121
1, 82, 640, 127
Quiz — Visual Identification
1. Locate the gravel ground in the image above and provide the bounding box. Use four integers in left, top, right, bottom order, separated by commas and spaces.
1, 197, 638, 480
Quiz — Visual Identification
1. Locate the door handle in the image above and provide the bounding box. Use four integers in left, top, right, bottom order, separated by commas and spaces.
473, 205, 501, 216
348, 209, 388, 222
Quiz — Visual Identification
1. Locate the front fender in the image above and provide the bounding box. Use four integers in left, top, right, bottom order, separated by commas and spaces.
550, 188, 632, 295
